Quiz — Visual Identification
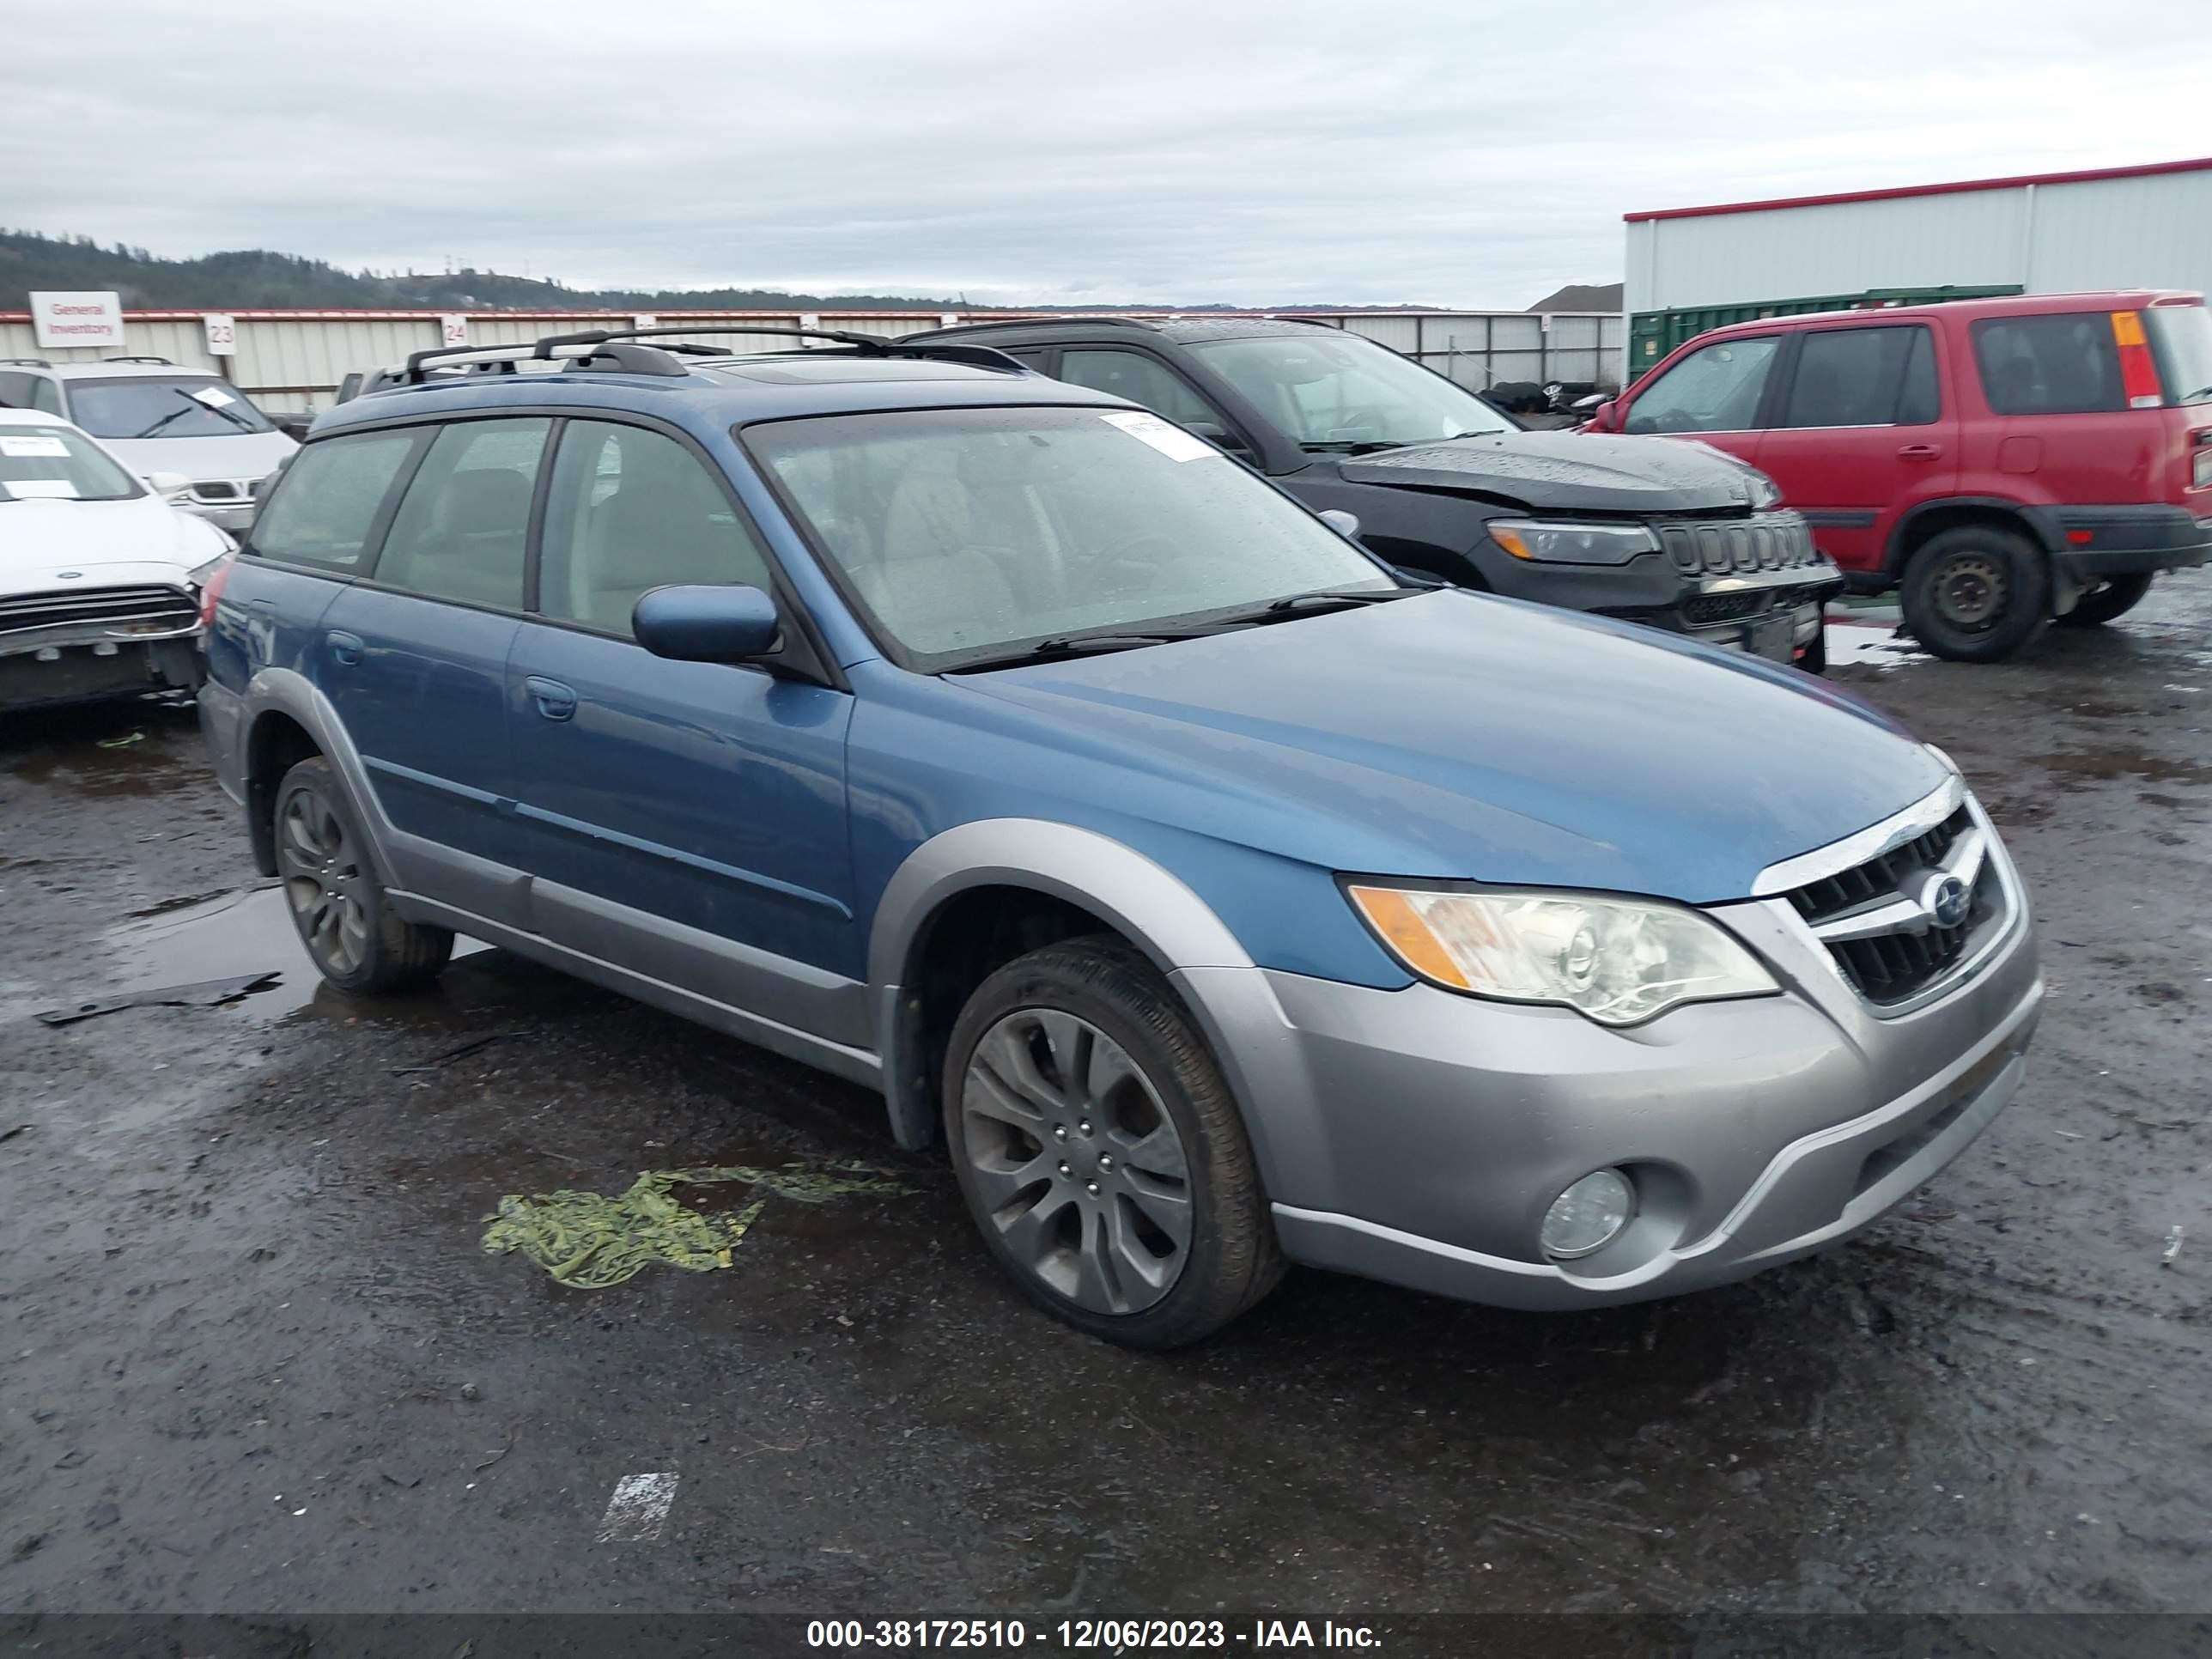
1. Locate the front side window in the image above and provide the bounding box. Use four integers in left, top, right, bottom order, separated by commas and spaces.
64, 376, 276, 440
748, 404, 1391, 665
0, 424, 143, 501
374, 418, 548, 609
1186, 331, 1512, 449
1972, 314, 2125, 415
538, 421, 774, 635
1779, 325, 1936, 428
1057, 349, 1221, 430
246, 430, 418, 568
1624, 337, 1778, 434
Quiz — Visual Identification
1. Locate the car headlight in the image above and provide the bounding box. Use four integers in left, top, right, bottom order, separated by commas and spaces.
1486, 520, 1658, 565
1744, 470, 1783, 509
1346, 884, 1778, 1026
185, 528, 236, 587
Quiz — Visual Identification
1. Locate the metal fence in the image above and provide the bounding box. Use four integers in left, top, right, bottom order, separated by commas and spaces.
0, 307, 1626, 414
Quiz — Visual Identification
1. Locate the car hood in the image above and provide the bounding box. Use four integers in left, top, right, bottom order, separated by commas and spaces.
0, 496, 228, 595
1330, 429, 1762, 514
960, 592, 1947, 904
97, 428, 295, 485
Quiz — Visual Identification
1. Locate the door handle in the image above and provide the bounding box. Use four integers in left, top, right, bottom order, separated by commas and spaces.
524, 676, 577, 721
326, 629, 364, 666
1897, 443, 1943, 460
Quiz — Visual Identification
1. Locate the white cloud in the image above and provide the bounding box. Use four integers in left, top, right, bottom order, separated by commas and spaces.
4, 0, 2205, 307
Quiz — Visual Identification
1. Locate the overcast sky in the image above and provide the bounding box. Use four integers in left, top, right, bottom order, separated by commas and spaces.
8, 0, 2209, 308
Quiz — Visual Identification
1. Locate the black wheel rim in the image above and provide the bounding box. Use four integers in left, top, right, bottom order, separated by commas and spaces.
278, 784, 370, 976
958, 1009, 1194, 1315
1932, 551, 2007, 633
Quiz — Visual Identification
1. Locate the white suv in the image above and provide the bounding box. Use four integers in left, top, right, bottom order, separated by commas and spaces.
0, 357, 296, 532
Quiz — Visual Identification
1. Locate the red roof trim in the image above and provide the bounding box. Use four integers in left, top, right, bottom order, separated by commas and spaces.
1626, 155, 2212, 223
0, 307, 1561, 325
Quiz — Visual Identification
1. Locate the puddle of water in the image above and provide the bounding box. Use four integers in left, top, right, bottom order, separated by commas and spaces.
102, 884, 487, 1022
1826, 619, 1926, 672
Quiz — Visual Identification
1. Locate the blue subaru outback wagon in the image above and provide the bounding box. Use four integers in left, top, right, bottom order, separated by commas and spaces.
200, 325, 2043, 1347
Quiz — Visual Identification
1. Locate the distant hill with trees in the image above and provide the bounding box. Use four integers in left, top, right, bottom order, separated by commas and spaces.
2, 228, 1437, 313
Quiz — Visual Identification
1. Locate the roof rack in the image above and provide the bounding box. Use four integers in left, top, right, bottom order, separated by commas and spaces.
0, 356, 53, 368
101, 355, 177, 365
535, 322, 1026, 372
362, 324, 1026, 397
918, 315, 1164, 337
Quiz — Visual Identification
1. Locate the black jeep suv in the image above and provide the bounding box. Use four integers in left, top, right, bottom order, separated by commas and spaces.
908, 317, 1840, 669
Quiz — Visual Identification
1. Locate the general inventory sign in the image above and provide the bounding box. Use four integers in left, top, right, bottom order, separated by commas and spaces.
28, 291, 125, 349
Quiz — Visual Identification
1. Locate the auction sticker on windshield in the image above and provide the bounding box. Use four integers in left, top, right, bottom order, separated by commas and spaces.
1, 436, 70, 458
1100, 410, 1218, 463
190, 386, 239, 408
3, 480, 81, 499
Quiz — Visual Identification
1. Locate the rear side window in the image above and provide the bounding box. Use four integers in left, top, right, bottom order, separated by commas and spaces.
0, 373, 67, 416
1972, 314, 2125, 415
1779, 325, 1937, 428
1058, 349, 1220, 428
374, 418, 549, 610
248, 431, 419, 571
1623, 337, 1778, 434
537, 421, 774, 636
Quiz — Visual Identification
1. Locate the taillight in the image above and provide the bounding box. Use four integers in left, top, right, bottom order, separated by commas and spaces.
197, 550, 235, 629
2110, 311, 2165, 409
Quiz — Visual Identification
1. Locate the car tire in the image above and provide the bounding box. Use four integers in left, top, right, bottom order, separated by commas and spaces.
1899, 526, 2050, 662
2055, 573, 2154, 628
273, 756, 453, 994
941, 935, 1283, 1349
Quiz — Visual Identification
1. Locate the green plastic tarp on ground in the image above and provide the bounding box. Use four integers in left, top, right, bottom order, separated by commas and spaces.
481, 1160, 910, 1290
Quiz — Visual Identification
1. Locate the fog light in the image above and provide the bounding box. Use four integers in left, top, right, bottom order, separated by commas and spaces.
1541, 1169, 1635, 1260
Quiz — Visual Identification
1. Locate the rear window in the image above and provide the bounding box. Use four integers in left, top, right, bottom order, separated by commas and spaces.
2145, 306, 2212, 406
64, 376, 276, 440
249, 431, 419, 570
1972, 314, 2126, 416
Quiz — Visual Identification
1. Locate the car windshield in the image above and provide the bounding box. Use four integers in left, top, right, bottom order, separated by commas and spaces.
747, 404, 1395, 667
2145, 304, 2212, 404
0, 425, 143, 502
65, 376, 275, 441
1186, 331, 1514, 449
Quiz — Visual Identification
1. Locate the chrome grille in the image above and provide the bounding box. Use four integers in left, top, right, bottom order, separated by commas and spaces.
1781, 805, 2002, 1006
0, 584, 201, 647
189, 480, 243, 502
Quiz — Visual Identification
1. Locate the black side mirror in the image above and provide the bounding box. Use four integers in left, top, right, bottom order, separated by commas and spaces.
633, 585, 782, 664
1184, 420, 1251, 455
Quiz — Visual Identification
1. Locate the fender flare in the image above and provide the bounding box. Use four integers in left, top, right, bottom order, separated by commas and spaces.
240, 666, 403, 884
866, 818, 1255, 1151
1883, 495, 2064, 576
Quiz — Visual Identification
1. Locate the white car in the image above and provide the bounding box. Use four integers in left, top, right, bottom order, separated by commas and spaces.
0, 410, 232, 713
0, 358, 297, 532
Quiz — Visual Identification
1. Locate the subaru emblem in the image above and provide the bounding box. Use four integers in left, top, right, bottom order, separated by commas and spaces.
1921, 873, 1971, 930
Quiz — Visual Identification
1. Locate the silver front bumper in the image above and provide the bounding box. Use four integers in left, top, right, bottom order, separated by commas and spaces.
1176, 794, 2041, 1311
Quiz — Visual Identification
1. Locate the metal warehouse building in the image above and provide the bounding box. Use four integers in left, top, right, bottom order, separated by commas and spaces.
0, 307, 1624, 416
1622, 155, 2212, 378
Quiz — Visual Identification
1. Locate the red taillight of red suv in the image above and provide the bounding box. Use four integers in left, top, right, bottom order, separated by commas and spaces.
197, 550, 235, 629
2110, 312, 2166, 410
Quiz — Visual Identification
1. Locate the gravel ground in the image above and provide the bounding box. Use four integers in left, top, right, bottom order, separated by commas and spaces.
2, 577, 2208, 1621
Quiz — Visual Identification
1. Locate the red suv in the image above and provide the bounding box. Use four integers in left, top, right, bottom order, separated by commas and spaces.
1585, 291, 2212, 660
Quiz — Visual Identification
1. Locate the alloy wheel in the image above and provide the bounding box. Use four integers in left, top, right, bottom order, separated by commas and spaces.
278, 784, 370, 977
957, 1008, 1194, 1315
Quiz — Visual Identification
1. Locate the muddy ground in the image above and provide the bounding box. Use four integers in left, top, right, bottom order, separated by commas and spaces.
2, 580, 2208, 1621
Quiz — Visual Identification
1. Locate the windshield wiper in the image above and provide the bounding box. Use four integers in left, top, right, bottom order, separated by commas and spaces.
1199, 586, 1426, 629
132, 389, 257, 440
948, 629, 1214, 672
